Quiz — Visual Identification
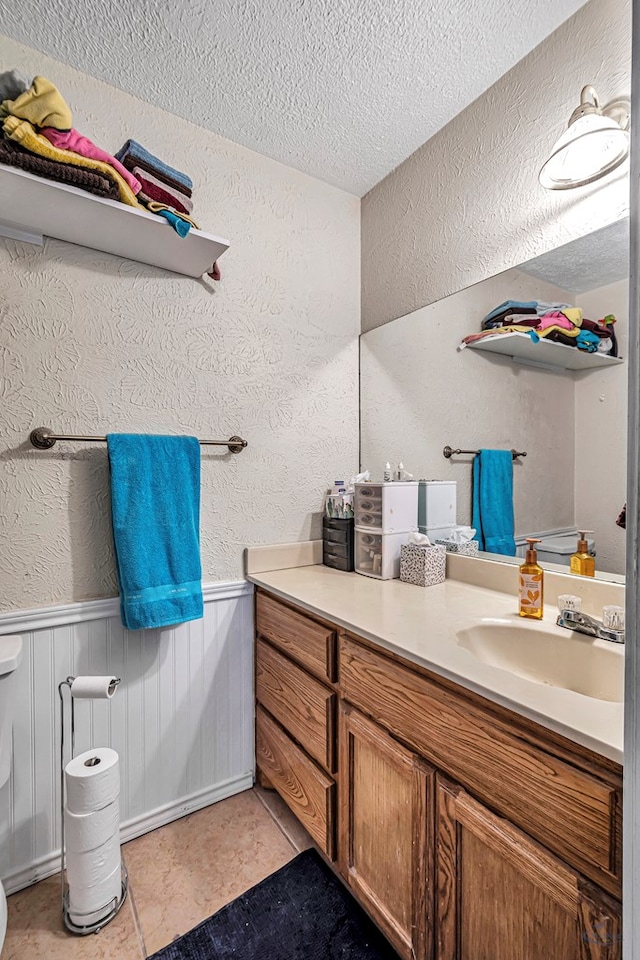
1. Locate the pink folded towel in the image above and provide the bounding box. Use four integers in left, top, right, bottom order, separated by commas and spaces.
41, 127, 141, 194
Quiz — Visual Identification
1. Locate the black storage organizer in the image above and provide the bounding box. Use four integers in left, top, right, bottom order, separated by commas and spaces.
323, 517, 354, 572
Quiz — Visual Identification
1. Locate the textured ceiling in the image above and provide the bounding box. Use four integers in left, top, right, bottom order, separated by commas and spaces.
518, 218, 629, 294
1, 0, 587, 195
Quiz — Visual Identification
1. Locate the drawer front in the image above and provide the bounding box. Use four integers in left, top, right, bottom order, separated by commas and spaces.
256, 592, 336, 683
339, 636, 621, 897
324, 526, 349, 543
256, 638, 336, 773
323, 541, 350, 560
256, 706, 335, 859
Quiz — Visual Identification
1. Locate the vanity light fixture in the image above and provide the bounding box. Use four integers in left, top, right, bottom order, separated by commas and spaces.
539, 84, 630, 190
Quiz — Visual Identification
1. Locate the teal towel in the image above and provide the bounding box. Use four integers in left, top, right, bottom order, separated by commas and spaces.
472, 450, 516, 556
157, 208, 191, 237
106, 434, 203, 630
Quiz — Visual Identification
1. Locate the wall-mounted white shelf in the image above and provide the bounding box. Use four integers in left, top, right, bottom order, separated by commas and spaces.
0, 164, 230, 277
464, 331, 623, 371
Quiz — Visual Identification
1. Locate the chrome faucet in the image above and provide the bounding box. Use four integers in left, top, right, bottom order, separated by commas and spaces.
556, 608, 625, 645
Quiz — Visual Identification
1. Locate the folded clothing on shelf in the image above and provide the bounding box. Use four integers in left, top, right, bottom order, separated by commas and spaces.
133, 166, 193, 214
0, 69, 29, 104
143, 199, 199, 231
41, 127, 141, 193
482, 300, 572, 330
3, 116, 142, 208
1, 75, 72, 130
0, 136, 120, 199
115, 139, 193, 194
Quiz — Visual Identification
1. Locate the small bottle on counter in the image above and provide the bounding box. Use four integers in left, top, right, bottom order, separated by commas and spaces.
383, 462, 392, 482
519, 538, 544, 620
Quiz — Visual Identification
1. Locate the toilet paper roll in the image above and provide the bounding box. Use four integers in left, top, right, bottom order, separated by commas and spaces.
67, 860, 122, 928
70, 676, 118, 699
64, 800, 120, 853
65, 748, 119, 815
66, 834, 121, 891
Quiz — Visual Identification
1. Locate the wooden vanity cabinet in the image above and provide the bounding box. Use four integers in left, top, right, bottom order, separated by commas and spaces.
253, 589, 622, 960
339, 704, 433, 960
255, 593, 338, 859
436, 777, 621, 960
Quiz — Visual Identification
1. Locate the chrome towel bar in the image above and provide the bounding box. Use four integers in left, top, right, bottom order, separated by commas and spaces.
443, 446, 526, 460
29, 427, 248, 454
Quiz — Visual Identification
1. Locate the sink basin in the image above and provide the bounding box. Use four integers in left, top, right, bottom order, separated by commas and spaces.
455, 619, 624, 702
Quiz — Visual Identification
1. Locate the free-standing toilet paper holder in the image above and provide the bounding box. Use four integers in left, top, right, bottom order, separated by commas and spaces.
58, 676, 128, 935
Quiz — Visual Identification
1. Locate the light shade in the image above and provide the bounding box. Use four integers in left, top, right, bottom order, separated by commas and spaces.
539, 85, 630, 190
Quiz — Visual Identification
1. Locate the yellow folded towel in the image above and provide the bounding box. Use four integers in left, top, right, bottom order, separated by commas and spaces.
561, 307, 583, 326
143, 199, 200, 229
3, 116, 142, 208
2, 76, 72, 130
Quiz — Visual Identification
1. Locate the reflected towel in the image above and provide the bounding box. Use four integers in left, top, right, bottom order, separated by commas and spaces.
106, 434, 203, 630
472, 450, 516, 556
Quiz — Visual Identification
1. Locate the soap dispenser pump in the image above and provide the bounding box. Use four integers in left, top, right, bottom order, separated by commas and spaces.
519, 538, 544, 620
570, 531, 595, 577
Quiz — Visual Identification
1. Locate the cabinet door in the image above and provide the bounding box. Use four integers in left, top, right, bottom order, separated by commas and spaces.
339, 703, 433, 960
436, 776, 621, 960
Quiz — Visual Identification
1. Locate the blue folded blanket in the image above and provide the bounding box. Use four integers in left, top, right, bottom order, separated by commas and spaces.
472, 449, 516, 556
107, 434, 203, 630
483, 300, 537, 323
115, 139, 193, 192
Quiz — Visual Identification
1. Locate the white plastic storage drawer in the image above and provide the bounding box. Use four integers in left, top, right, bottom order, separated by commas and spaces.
355, 529, 410, 579
354, 482, 418, 533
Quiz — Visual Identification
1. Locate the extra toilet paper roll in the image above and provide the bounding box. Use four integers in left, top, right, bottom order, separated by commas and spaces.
66, 834, 121, 891
64, 800, 120, 853
67, 860, 122, 928
70, 676, 118, 699
65, 748, 119, 815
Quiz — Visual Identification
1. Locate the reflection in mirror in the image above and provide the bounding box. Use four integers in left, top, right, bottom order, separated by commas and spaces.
360, 217, 628, 582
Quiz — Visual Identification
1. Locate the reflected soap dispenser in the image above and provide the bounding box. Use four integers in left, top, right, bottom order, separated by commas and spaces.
570, 531, 595, 577
519, 538, 544, 619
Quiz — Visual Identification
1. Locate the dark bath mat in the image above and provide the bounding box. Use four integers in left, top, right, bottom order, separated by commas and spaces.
147, 848, 399, 959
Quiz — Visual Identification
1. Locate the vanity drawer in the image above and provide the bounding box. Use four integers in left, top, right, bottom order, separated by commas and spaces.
339, 635, 621, 897
256, 638, 336, 773
256, 706, 336, 859
256, 591, 336, 683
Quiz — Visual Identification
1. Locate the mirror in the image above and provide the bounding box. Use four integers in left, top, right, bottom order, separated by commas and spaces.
360, 217, 629, 582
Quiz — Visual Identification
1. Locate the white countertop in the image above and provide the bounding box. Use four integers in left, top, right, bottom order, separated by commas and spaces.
247, 563, 623, 765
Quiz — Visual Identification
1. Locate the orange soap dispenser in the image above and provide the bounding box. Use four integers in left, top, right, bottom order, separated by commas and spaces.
570, 531, 595, 577
519, 538, 544, 619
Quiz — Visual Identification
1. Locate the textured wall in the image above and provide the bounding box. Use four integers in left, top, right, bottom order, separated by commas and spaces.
0, 35, 360, 612
575, 280, 628, 576
360, 269, 577, 537
361, 0, 631, 332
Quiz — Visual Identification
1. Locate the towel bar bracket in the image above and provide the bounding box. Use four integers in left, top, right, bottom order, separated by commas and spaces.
29, 428, 248, 454
30, 428, 57, 450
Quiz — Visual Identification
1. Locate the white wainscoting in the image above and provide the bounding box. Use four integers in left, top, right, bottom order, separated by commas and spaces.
0, 581, 255, 895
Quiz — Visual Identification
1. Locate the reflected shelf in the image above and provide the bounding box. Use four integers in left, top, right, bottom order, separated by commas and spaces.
464, 332, 623, 372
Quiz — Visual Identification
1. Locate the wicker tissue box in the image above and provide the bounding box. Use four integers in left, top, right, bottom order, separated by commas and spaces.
435, 538, 479, 557
400, 543, 446, 587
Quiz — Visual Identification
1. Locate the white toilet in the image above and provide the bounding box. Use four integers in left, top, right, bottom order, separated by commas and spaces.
0, 635, 23, 953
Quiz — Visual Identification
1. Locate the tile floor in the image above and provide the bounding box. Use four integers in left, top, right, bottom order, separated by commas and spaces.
3, 787, 313, 959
